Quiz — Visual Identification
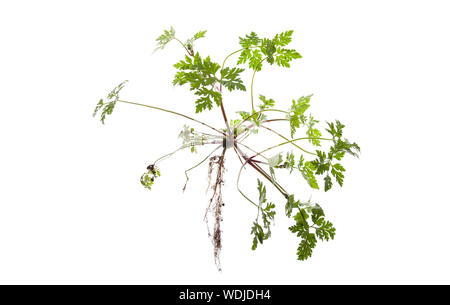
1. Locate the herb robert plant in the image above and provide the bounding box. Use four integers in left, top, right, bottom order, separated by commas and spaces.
93, 27, 360, 271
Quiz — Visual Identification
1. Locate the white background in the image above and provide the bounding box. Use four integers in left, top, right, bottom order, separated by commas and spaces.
1, 0, 449, 284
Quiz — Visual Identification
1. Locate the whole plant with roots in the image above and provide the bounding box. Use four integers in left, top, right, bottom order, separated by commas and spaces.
93, 27, 360, 271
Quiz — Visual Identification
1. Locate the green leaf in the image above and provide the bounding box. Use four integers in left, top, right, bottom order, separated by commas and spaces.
268, 153, 283, 168
239, 31, 260, 48
154, 26, 176, 52
293, 209, 309, 225
237, 30, 301, 71
237, 32, 262, 68
275, 48, 302, 68
291, 95, 311, 115
268, 153, 283, 179
324, 175, 332, 192
93, 80, 128, 124
194, 87, 222, 112
220, 67, 246, 91
272, 30, 294, 47
296, 233, 317, 261
298, 156, 320, 190
282, 151, 296, 173
260, 38, 276, 65
248, 49, 263, 71
193, 30, 207, 41
315, 220, 336, 242
333, 163, 345, 172
285, 194, 297, 217
251, 179, 276, 250
173, 52, 224, 113
306, 115, 322, 146
288, 95, 312, 137
287, 199, 336, 261
331, 166, 345, 187
257, 179, 267, 205
93, 99, 104, 117
258, 95, 276, 109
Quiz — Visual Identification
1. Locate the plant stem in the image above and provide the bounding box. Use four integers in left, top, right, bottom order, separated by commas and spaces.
183, 145, 222, 192
260, 125, 317, 155
235, 108, 289, 131
236, 162, 259, 208
250, 57, 267, 112
220, 48, 244, 70
218, 84, 231, 134
235, 144, 289, 199
154, 142, 221, 166
174, 38, 193, 56
257, 136, 333, 156
117, 99, 225, 136
235, 141, 269, 161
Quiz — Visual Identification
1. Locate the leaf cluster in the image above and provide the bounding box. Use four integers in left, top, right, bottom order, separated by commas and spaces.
308, 120, 360, 191
286, 197, 336, 260
154, 27, 207, 54
154, 26, 176, 52
251, 179, 276, 250
93, 80, 128, 124
272, 128, 359, 192
237, 94, 276, 132
237, 30, 302, 71
173, 52, 245, 113
184, 30, 207, 54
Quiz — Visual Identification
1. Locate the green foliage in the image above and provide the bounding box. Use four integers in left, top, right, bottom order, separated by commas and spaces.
237, 30, 302, 71
93, 80, 128, 124
285, 194, 297, 217
251, 179, 276, 250
239, 32, 261, 48
324, 175, 333, 191
306, 115, 322, 146
287, 199, 336, 260
298, 155, 320, 190
154, 26, 176, 52
258, 95, 276, 110
326, 121, 361, 158
237, 32, 261, 68
282, 151, 296, 173
140, 164, 160, 190
184, 30, 207, 53
194, 87, 222, 113
268, 153, 283, 178
173, 52, 245, 113
236, 94, 276, 131
288, 95, 312, 138
173, 52, 222, 113
95, 28, 360, 267
236, 94, 275, 128
298, 120, 361, 191
260, 38, 276, 64
275, 47, 302, 68
220, 67, 246, 91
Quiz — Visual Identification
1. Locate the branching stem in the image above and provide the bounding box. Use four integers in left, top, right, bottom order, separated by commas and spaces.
235, 109, 289, 131
183, 145, 222, 191
250, 57, 267, 112
235, 144, 289, 199
257, 136, 333, 156
260, 125, 317, 155
117, 99, 225, 136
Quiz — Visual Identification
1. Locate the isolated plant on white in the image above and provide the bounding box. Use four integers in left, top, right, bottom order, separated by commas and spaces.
93, 27, 360, 270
